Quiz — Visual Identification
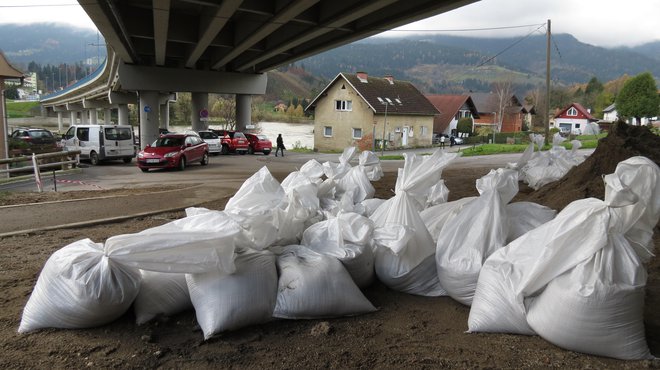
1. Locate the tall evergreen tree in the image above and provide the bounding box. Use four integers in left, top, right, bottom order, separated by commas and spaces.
616, 72, 660, 124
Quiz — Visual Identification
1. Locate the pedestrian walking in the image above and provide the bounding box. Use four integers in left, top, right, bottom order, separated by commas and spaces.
440, 135, 446, 148
275, 133, 285, 157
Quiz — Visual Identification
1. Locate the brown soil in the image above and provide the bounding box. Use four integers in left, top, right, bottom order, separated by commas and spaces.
1, 151, 659, 368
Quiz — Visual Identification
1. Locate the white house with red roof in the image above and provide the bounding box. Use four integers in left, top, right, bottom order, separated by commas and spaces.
552, 102, 598, 135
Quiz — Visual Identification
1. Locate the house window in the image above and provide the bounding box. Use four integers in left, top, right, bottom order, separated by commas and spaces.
324, 126, 333, 137
575, 123, 581, 128
567, 107, 578, 116
352, 128, 362, 139
421, 126, 428, 136
335, 100, 352, 111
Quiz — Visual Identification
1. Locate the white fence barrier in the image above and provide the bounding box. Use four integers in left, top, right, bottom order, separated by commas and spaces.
0, 150, 81, 192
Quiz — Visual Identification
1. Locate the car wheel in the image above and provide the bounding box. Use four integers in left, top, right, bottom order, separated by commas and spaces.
140, 167, 149, 172
221, 145, 229, 155
239, 150, 246, 155
201, 152, 209, 165
123, 157, 132, 164
248, 146, 254, 155
89, 151, 99, 165
178, 156, 186, 171
263, 150, 270, 156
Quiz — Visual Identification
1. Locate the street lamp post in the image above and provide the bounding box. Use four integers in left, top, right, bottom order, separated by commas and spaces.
381, 101, 391, 157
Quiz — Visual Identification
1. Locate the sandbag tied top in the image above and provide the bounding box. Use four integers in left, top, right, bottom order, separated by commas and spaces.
225, 166, 286, 213
394, 149, 459, 203
358, 150, 384, 181
272, 245, 377, 319
281, 159, 325, 194
468, 156, 660, 360
322, 146, 358, 179
435, 168, 519, 306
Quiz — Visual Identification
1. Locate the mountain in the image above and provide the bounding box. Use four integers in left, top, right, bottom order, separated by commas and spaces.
298, 33, 660, 93
626, 41, 660, 61
0, 23, 105, 67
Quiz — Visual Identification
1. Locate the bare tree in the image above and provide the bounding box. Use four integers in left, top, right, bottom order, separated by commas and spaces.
211, 96, 236, 129
492, 77, 515, 132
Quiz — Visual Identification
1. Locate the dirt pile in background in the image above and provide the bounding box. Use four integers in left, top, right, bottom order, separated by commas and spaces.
527, 121, 660, 211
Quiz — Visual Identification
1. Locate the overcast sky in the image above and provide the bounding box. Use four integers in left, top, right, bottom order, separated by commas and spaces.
0, 0, 658, 48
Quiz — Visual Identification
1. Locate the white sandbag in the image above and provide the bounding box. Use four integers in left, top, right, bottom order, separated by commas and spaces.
469, 157, 660, 360
336, 165, 375, 203
505, 202, 557, 243
134, 270, 191, 325
281, 159, 324, 193
420, 197, 475, 244
435, 168, 518, 306
187, 248, 278, 340
369, 150, 458, 296
425, 180, 449, 208
272, 245, 377, 319
358, 150, 383, 181
19, 219, 238, 333
277, 181, 321, 245
322, 147, 357, 179
361, 198, 387, 217
301, 212, 375, 288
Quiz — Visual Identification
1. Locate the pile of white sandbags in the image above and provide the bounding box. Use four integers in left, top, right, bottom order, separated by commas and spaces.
520, 133, 588, 190
468, 156, 660, 360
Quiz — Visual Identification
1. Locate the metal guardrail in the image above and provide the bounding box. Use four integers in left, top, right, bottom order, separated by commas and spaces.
0, 150, 81, 192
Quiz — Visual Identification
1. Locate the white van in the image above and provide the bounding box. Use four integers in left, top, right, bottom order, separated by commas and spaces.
61, 124, 136, 165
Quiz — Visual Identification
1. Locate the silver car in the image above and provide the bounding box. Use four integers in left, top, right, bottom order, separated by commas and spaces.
198, 130, 222, 155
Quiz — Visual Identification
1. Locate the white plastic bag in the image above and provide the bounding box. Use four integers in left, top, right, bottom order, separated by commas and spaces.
19, 215, 238, 333
435, 168, 518, 306
469, 157, 660, 360
272, 245, 377, 319
301, 212, 375, 288
505, 202, 556, 243
358, 150, 383, 181
420, 197, 475, 243
134, 270, 191, 325
187, 248, 278, 340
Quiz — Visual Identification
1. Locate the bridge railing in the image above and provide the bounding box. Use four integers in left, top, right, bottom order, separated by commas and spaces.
0, 151, 81, 192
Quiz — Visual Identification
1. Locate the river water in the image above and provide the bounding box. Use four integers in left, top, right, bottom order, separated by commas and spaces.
209, 121, 315, 149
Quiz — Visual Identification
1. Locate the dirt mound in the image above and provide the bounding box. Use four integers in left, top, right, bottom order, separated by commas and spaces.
527, 122, 660, 211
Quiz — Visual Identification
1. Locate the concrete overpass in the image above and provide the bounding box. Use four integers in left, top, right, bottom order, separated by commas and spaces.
40, 0, 478, 148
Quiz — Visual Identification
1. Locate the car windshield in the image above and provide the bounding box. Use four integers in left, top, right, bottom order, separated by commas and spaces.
154, 137, 183, 147
199, 132, 218, 139
28, 130, 53, 139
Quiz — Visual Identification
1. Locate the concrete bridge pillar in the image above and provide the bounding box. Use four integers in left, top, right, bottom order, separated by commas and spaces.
57, 112, 63, 132
69, 111, 77, 126
139, 91, 160, 149
117, 104, 129, 125
89, 110, 98, 125
105, 108, 112, 124
191, 92, 208, 132
80, 110, 88, 124
158, 93, 175, 131
236, 94, 251, 131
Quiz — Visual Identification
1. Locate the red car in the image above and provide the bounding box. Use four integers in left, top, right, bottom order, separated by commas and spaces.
137, 133, 209, 172
211, 129, 249, 155
244, 133, 272, 155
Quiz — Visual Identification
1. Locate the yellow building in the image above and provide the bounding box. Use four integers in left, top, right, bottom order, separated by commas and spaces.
306, 72, 438, 152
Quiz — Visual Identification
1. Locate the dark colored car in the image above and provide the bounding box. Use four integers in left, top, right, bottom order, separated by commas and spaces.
137, 133, 209, 172
211, 129, 249, 155
244, 133, 272, 155
9, 128, 60, 153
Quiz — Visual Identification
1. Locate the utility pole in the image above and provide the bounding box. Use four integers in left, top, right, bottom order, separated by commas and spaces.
545, 19, 551, 145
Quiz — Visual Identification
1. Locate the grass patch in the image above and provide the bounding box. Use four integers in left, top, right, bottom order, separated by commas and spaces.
460, 144, 529, 157
6, 100, 40, 118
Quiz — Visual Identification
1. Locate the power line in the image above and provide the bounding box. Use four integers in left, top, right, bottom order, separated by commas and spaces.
474, 23, 546, 68
383, 23, 545, 33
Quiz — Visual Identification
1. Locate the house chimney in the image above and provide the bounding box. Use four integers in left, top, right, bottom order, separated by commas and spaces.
356, 71, 368, 83
384, 75, 394, 84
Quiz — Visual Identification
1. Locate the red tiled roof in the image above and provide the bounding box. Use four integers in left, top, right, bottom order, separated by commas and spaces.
554, 102, 596, 120
425, 95, 478, 133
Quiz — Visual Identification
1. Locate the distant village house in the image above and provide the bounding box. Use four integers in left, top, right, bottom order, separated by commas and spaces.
425, 95, 479, 137
552, 102, 598, 135
306, 72, 438, 151
470, 92, 529, 133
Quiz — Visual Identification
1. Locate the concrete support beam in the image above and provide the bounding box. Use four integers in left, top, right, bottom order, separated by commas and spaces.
69, 111, 77, 126
105, 108, 112, 124
159, 101, 170, 131
83, 98, 110, 109
118, 64, 267, 94
89, 110, 98, 125
57, 112, 64, 132
108, 91, 138, 105
80, 110, 89, 125
139, 91, 160, 149
235, 94, 251, 132
118, 104, 129, 125
191, 92, 208, 132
